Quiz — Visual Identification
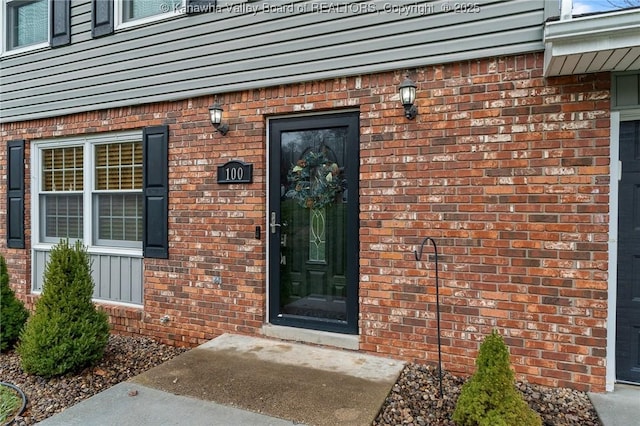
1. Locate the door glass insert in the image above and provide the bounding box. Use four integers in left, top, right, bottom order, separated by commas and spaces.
309, 208, 326, 262
279, 128, 348, 322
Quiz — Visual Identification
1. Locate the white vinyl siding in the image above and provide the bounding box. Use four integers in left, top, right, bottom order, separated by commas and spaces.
1, 0, 548, 122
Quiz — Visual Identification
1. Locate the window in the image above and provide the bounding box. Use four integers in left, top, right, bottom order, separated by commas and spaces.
41, 146, 84, 242
3, 0, 49, 52
94, 142, 143, 247
117, 0, 183, 28
32, 128, 167, 305
36, 133, 143, 250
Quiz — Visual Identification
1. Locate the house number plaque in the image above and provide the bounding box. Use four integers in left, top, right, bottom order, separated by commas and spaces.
217, 160, 253, 184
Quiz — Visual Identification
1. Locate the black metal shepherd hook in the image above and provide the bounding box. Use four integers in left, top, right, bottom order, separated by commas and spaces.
414, 237, 443, 398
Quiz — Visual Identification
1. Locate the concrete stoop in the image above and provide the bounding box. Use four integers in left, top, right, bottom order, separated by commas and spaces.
39, 333, 406, 426
589, 384, 640, 426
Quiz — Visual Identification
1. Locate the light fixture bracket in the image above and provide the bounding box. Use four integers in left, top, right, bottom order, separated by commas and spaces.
404, 105, 417, 120
214, 123, 229, 136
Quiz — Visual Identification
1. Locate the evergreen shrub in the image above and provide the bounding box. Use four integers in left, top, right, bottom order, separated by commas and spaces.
452, 329, 542, 426
0, 255, 29, 351
18, 240, 110, 377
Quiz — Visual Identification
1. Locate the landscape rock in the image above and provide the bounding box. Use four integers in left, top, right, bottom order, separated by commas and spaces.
373, 363, 602, 426
1, 335, 603, 425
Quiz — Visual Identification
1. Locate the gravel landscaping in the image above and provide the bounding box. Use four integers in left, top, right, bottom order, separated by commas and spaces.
373, 363, 603, 426
1, 334, 602, 425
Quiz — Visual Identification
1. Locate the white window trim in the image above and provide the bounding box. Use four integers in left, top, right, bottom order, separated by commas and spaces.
1, 0, 50, 56
31, 130, 144, 257
91, 141, 143, 249
114, 0, 185, 31
91, 190, 144, 248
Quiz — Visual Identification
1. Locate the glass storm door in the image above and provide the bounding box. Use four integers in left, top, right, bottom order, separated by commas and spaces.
268, 112, 359, 334
617, 120, 640, 383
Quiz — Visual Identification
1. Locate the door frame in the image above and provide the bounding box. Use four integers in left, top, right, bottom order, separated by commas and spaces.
265, 110, 360, 334
607, 111, 619, 392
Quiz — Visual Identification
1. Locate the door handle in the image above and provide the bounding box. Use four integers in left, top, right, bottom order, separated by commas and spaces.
270, 212, 281, 234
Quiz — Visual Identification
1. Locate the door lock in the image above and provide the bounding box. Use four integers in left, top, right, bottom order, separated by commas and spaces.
270, 212, 281, 234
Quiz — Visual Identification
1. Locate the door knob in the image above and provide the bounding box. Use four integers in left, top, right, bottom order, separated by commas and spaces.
270, 212, 281, 234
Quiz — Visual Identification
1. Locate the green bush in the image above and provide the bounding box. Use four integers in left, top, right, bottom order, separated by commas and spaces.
0, 255, 29, 352
453, 330, 541, 426
17, 240, 110, 377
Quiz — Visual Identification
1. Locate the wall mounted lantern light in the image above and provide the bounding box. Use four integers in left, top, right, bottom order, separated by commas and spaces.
398, 77, 417, 120
209, 102, 229, 135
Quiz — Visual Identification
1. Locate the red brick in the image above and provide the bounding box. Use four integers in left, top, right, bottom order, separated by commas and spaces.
0, 52, 610, 393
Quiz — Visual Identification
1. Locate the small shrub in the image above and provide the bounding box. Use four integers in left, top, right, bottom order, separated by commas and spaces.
17, 240, 110, 377
0, 255, 29, 352
453, 330, 541, 426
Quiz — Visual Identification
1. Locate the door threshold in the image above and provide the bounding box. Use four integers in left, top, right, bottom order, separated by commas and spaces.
261, 324, 359, 351
616, 380, 640, 386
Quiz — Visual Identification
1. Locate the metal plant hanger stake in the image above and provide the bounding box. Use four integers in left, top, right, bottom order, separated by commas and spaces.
414, 237, 443, 398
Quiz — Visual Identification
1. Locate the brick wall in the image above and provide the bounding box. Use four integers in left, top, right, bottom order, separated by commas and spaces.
0, 52, 610, 391
357, 54, 610, 393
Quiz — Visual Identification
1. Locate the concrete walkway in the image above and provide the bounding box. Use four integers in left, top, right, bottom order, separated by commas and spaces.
39, 334, 406, 426
589, 384, 640, 426
38, 381, 297, 426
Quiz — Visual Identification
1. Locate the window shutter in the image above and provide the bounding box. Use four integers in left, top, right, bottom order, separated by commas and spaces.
7, 140, 25, 249
186, 0, 217, 14
92, 0, 114, 38
142, 126, 169, 258
51, 0, 71, 47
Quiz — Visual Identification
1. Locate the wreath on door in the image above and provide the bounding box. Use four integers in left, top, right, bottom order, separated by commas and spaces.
286, 150, 341, 209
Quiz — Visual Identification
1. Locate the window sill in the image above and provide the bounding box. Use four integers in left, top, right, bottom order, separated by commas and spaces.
32, 243, 142, 258
30, 290, 144, 309
1, 42, 49, 57
115, 10, 184, 32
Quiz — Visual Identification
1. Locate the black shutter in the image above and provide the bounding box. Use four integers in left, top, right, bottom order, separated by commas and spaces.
50, 0, 71, 47
186, 0, 217, 14
7, 140, 25, 249
142, 126, 169, 259
92, 0, 114, 38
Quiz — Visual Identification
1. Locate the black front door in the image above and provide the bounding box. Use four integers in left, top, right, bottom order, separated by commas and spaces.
268, 112, 359, 334
617, 120, 640, 383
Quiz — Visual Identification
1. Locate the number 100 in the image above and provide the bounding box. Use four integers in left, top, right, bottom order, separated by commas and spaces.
226, 166, 244, 181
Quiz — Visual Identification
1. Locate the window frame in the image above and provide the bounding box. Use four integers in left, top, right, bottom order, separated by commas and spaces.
38, 143, 85, 244
32, 131, 144, 257
40, 192, 85, 242
114, 0, 184, 31
1, 0, 50, 55
92, 140, 143, 248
